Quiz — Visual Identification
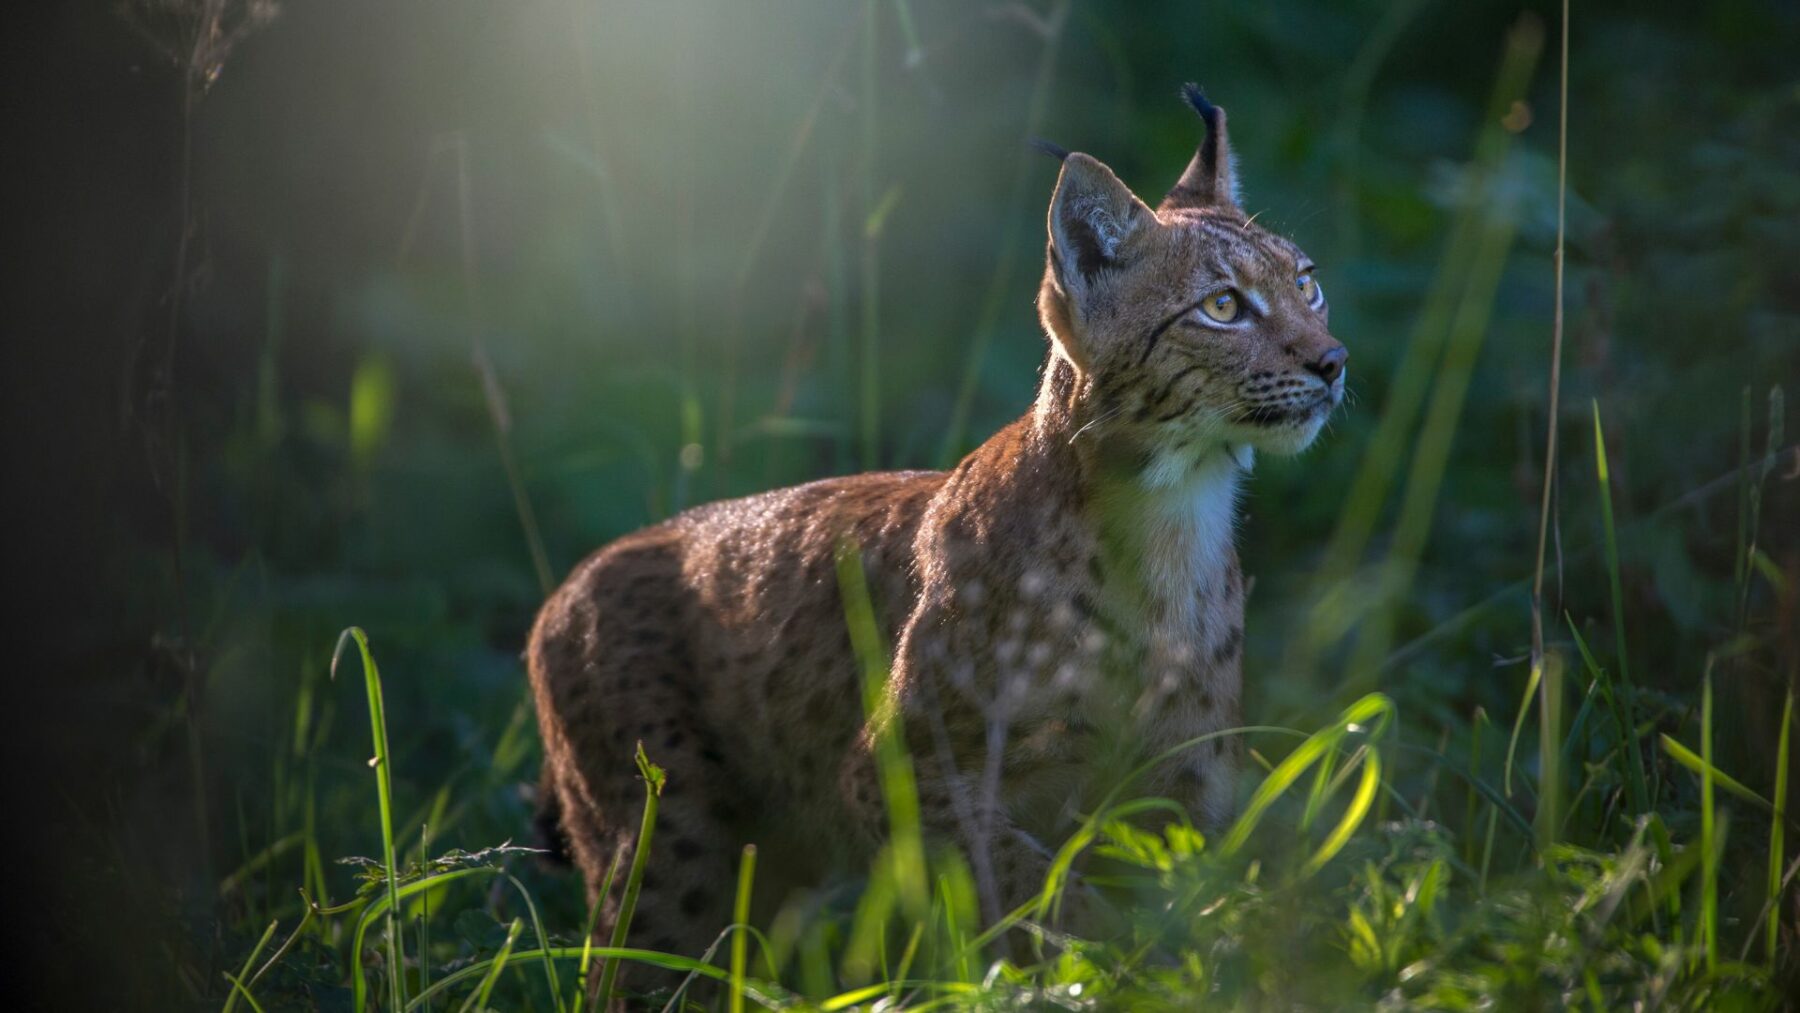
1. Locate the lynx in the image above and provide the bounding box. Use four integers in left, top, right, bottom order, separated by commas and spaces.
527, 86, 1346, 978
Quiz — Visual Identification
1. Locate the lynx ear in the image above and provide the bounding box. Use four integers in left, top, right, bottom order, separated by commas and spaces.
1047, 152, 1150, 288
1160, 84, 1240, 213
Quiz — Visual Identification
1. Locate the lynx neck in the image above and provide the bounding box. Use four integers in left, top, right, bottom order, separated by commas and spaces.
1032, 354, 1247, 625
1097, 445, 1243, 623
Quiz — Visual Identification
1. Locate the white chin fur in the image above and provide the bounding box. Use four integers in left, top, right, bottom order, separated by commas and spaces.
1245, 412, 1327, 456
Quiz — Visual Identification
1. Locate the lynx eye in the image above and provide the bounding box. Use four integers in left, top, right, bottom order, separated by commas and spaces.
1297, 272, 1323, 306
1199, 290, 1242, 324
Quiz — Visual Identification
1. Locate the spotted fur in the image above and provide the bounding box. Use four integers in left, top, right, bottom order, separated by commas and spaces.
527, 91, 1347, 996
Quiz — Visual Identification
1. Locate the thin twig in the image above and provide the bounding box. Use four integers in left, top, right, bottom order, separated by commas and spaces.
936, 0, 1071, 467
451, 134, 556, 595
245, 891, 319, 993
713, 13, 861, 479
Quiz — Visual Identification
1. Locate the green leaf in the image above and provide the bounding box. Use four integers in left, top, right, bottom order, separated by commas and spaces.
1658, 734, 1770, 811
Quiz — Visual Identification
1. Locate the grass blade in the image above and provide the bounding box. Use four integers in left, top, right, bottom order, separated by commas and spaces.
731, 844, 757, 1013
1536, 651, 1564, 849
1502, 660, 1541, 799
1592, 402, 1652, 817
1464, 707, 1486, 866
1701, 665, 1717, 974
1770, 691, 1793, 963
596, 743, 666, 1009
352, 868, 498, 1007
1738, 386, 1786, 629
332, 627, 405, 1013
409, 948, 759, 1012
245, 892, 318, 996
1528, 0, 1571, 758
835, 540, 928, 921
1658, 734, 1770, 811
419, 825, 430, 1008
1565, 619, 1626, 776
1301, 749, 1382, 877
503, 874, 564, 1013
457, 917, 522, 1013
220, 919, 277, 1013
572, 850, 623, 1013
222, 972, 269, 1013
1219, 693, 1394, 863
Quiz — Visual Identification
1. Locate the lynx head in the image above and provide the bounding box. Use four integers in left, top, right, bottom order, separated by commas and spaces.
1037, 86, 1346, 467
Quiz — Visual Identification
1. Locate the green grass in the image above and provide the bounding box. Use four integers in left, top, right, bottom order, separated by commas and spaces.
217, 602, 1793, 1010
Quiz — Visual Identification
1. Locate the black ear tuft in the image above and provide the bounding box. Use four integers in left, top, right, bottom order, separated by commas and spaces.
1181, 82, 1219, 129
1162, 83, 1237, 212
1028, 137, 1071, 161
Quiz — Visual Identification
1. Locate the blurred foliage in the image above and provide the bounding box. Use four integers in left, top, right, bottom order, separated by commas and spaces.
29, 0, 1800, 1006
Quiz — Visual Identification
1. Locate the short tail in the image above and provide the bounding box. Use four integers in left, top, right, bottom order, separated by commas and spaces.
532, 766, 574, 868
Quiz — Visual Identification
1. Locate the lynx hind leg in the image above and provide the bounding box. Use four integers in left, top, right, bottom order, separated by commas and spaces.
560, 772, 738, 1007
527, 550, 739, 998
568, 746, 742, 950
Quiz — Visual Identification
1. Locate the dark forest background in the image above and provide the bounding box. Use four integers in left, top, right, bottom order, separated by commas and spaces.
5, 0, 1798, 1007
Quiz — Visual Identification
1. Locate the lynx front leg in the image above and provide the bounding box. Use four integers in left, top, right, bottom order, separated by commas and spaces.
840, 718, 1068, 932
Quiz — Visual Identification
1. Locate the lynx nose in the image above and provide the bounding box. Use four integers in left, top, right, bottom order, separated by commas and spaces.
1307, 344, 1347, 385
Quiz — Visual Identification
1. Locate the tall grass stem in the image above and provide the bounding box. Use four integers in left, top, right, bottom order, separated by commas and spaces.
1769, 691, 1793, 963
1592, 402, 1651, 816
1701, 665, 1717, 973
732, 845, 757, 1013
572, 850, 623, 1013
332, 628, 405, 1013
220, 919, 277, 1013
596, 744, 666, 1008
458, 918, 522, 1013
1529, 0, 1571, 808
